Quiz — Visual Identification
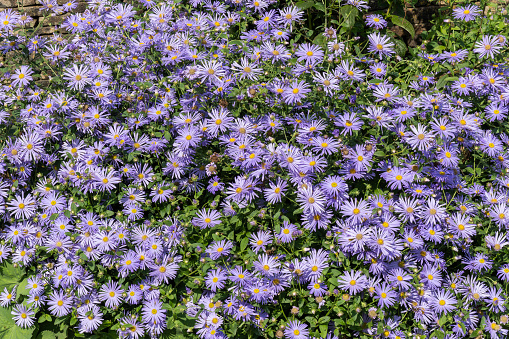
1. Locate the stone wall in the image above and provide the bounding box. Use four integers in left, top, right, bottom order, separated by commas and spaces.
0, 0, 87, 36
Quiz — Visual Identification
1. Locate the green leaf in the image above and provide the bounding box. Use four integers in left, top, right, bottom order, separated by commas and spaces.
0, 262, 25, 293
16, 278, 29, 297
390, 15, 415, 38
438, 314, 447, 327
312, 34, 326, 48
295, 0, 314, 10
392, 38, 408, 57
228, 40, 243, 46
436, 75, 457, 89
314, 2, 325, 12
0, 307, 35, 339
37, 331, 57, 339
240, 237, 249, 251
319, 324, 328, 337
340, 5, 359, 29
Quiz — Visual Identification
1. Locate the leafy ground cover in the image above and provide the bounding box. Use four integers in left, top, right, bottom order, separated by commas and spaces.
0, 0, 508, 338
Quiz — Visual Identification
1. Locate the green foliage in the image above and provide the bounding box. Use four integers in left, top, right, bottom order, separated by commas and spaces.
0, 307, 34, 339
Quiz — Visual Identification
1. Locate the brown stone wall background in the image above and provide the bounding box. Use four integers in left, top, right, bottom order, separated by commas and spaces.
0, 0, 87, 36
2, 0, 507, 43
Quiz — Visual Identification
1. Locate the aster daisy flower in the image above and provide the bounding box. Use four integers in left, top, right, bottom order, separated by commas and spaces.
474, 35, 502, 59
10, 65, 33, 87
365, 14, 387, 29
11, 304, 35, 328
62, 64, 92, 90
367, 32, 395, 57
7, 193, 37, 220
452, 4, 481, 21
284, 320, 309, 339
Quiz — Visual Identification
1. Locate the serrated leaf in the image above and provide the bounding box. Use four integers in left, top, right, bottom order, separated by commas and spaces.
312, 34, 326, 48
0, 263, 25, 293
240, 237, 249, 251
0, 307, 35, 339
37, 331, 57, 339
438, 314, 447, 327
390, 15, 415, 38
314, 2, 325, 12
392, 38, 408, 57
295, 0, 314, 10
340, 5, 358, 29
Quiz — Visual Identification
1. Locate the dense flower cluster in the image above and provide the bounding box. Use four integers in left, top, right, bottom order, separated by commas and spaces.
0, 0, 508, 338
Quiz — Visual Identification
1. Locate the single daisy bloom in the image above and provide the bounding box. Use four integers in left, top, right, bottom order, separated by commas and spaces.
62, 63, 92, 90
7, 193, 37, 220
430, 290, 457, 314
11, 304, 35, 328
474, 35, 502, 59
337, 270, 368, 295
452, 4, 481, 21
10, 65, 33, 87
367, 32, 394, 57
284, 320, 309, 339
141, 299, 166, 325
365, 14, 387, 29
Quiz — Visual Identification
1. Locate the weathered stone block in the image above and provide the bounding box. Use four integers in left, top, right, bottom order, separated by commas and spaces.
41, 13, 69, 26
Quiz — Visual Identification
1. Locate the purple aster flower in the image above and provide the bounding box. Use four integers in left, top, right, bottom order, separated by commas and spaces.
48, 291, 73, 317
308, 281, 327, 297
284, 320, 309, 339
63, 64, 92, 90
10, 65, 33, 87
340, 198, 371, 224
420, 264, 442, 289
374, 283, 397, 308
11, 304, 35, 328
283, 80, 311, 105
367, 33, 394, 57
430, 290, 457, 314
420, 198, 447, 225
98, 281, 123, 309
264, 178, 287, 204
277, 221, 298, 243
192, 209, 222, 229
304, 248, 329, 282
142, 300, 166, 326
254, 253, 280, 276
118, 251, 140, 278
229, 266, 253, 287
196, 60, 226, 84
365, 14, 387, 29
327, 39, 345, 55
485, 287, 506, 313
205, 268, 228, 292
387, 268, 412, 290
406, 124, 435, 151
452, 4, 481, 21
295, 43, 324, 65
206, 240, 234, 260
441, 49, 468, 63
7, 193, 37, 220
381, 167, 414, 190
485, 102, 508, 122
250, 231, 272, 253
474, 35, 502, 59
278, 6, 304, 26
126, 285, 143, 305
297, 185, 326, 215
337, 270, 368, 295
